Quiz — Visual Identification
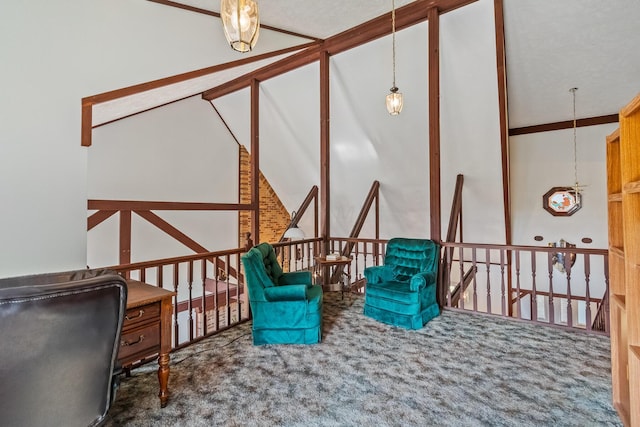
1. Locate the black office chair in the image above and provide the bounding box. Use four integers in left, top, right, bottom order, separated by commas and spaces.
0, 269, 127, 427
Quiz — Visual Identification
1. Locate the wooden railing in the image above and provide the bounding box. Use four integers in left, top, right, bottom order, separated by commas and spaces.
440, 242, 609, 334
106, 237, 609, 364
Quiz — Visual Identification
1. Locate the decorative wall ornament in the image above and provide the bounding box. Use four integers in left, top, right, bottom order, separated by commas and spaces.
549, 238, 576, 273
542, 186, 582, 216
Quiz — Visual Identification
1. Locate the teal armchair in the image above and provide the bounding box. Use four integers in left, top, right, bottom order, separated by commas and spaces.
364, 238, 440, 329
241, 243, 323, 345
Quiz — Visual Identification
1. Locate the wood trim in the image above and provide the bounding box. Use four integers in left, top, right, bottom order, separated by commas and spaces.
135, 210, 209, 253
428, 7, 441, 242
145, 0, 322, 42
509, 114, 619, 136
88, 200, 252, 211
320, 51, 330, 255
87, 210, 117, 231
120, 210, 132, 265
202, 0, 479, 100
250, 79, 260, 244
203, 45, 323, 100
494, 0, 511, 246
82, 42, 317, 106
81, 100, 93, 147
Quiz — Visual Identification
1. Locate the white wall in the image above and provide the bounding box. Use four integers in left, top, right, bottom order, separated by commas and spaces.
0, 0, 302, 278
88, 96, 240, 267
440, 0, 505, 244
510, 123, 616, 248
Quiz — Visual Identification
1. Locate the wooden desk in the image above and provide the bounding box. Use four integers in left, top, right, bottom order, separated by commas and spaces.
314, 256, 352, 298
120, 280, 175, 408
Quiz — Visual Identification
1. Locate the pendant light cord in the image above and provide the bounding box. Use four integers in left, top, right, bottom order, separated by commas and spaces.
570, 87, 579, 193
391, 0, 396, 88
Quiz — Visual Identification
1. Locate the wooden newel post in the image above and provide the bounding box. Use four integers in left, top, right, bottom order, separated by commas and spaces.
244, 232, 254, 250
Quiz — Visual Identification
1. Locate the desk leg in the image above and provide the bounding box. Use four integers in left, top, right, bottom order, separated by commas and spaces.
157, 353, 170, 407
158, 295, 172, 408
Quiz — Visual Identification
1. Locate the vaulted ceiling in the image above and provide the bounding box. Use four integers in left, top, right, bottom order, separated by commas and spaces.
91, 0, 640, 133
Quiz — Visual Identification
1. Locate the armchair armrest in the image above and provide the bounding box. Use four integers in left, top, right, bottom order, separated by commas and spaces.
410, 271, 437, 291
264, 284, 309, 302
278, 271, 312, 287
364, 265, 396, 285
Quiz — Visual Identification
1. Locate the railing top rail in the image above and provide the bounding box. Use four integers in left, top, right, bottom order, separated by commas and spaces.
441, 241, 608, 255
272, 237, 322, 249
108, 247, 247, 271
330, 237, 389, 245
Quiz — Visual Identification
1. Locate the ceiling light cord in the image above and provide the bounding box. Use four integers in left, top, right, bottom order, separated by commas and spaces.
570, 87, 579, 194
391, 0, 397, 89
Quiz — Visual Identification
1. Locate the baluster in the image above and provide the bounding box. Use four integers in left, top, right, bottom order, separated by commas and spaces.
500, 248, 506, 316
141, 268, 146, 283
584, 254, 591, 331
157, 265, 164, 289
603, 255, 610, 333
565, 251, 573, 327
173, 263, 180, 348
459, 245, 465, 310
446, 246, 453, 307
515, 250, 521, 319
472, 247, 478, 311
548, 252, 555, 325
485, 248, 491, 314
531, 251, 537, 322
226, 254, 232, 327
188, 260, 194, 342
214, 256, 220, 331
202, 259, 208, 336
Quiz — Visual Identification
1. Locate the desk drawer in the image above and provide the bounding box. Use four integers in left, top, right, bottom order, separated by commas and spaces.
123, 302, 160, 329
119, 322, 160, 361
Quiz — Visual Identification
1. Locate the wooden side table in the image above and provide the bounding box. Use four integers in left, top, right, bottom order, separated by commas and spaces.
120, 280, 176, 408
314, 256, 352, 299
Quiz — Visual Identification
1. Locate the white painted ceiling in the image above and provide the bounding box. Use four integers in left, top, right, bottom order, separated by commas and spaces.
106, 0, 640, 129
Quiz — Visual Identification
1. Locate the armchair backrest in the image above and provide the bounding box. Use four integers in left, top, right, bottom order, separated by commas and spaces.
0, 268, 127, 427
241, 243, 281, 302
384, 238, 440, 281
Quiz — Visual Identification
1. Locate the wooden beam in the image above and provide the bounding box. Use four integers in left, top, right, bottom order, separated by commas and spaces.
202, 0, 479, 100
494, 0, 511, 245
81, 100, 93, 146
87, 210, 117, 231
88, 200, 252, 211
82, 42, 317, 106
146, 0, 322, 42
250, 79, 260, 244
320, 51, 330, 255
135, 210, 209, 254
509, 114, 619, 136
428, 7, 441, 242
203, 45, 322, 100
119, 210, 131, 266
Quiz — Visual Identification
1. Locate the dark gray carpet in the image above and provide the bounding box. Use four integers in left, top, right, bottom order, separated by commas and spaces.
105, 292, 621, 426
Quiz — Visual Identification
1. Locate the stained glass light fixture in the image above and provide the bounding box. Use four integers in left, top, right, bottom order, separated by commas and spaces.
220, 0, 259, 53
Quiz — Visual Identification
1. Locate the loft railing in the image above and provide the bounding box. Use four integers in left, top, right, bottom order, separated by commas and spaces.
440, 241, 609, 334
105, 237, 609, 367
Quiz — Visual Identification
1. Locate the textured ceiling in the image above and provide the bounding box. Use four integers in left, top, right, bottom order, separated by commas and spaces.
136, 0, 640, 128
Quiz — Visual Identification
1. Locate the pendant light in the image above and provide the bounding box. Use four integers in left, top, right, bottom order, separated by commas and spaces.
386, 0, 403, 115
220, 0, 260, 53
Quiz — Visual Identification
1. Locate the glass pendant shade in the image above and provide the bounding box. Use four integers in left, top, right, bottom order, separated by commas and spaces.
283, 225, 305, 240
221, 0, 259, 53
386, 87, 403, 115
